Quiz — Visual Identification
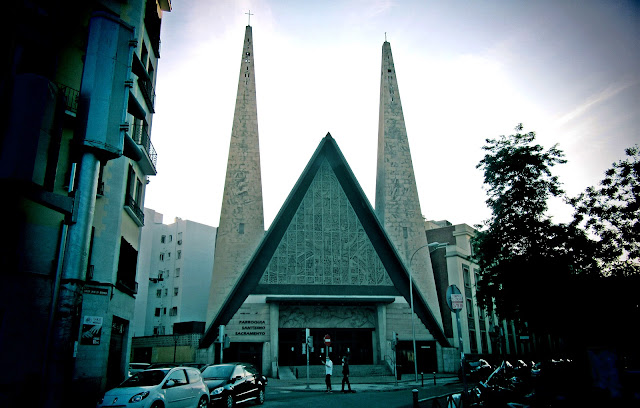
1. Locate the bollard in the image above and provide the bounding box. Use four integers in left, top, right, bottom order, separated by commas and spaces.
433, 372, 436, 386
421, 372, 424, 387
412, 389, 419, 408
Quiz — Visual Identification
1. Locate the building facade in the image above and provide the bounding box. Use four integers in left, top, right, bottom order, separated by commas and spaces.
200, 27, 459, 378
1, 1, 170, 406
426, 220, 536, 362
131, 208, 216, 362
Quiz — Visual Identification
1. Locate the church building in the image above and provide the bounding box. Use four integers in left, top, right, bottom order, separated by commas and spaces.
202, 24, 460, 377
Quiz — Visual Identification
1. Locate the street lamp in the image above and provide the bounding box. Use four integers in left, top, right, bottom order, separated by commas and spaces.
408, 242, 447, 381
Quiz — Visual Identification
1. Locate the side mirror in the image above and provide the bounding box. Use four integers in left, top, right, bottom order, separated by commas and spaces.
163, 379, 176, 388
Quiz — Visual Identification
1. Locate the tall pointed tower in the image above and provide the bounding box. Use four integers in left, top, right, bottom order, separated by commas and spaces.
207, 25, 265, 325
375, 41, 443, 328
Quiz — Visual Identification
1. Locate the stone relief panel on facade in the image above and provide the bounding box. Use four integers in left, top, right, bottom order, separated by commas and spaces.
260, 160, 393, 287
280, 305, 375, 328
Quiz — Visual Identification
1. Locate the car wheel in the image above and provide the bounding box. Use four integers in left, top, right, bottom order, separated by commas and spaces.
197, 396, 208, 408
256, 388, 265, 405
151, 402, 163, 408
225, 394, 234, 408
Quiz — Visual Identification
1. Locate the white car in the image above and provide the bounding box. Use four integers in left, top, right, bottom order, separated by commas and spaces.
97, 367, 209, 408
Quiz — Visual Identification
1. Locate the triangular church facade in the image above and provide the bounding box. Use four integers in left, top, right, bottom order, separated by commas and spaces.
202, 26, 456, 376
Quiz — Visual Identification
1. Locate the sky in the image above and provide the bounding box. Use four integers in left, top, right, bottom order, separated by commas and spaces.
144, 0, 639, 230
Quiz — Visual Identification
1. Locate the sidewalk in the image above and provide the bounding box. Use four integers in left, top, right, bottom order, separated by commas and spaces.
267, 373, 463, 393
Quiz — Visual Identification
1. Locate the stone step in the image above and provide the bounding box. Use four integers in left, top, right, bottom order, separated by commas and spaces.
285, 364, 392, 379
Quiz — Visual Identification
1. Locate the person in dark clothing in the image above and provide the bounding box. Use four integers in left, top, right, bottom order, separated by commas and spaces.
341, 356, 352, 393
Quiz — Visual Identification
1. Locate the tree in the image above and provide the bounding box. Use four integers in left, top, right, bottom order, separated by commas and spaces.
570, 145, 640, 277
472, 124, 595, 333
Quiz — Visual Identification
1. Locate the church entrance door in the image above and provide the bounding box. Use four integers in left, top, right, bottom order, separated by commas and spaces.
279, 328, 373, 366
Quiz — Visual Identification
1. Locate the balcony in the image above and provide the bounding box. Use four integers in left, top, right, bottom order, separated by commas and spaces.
124, 193, 145, 226
57, 83, 79, 116
131, 122, 157, 175
137, 77, 155, 113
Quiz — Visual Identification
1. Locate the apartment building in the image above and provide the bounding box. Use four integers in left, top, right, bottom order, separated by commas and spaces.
426, 220, 533, 361
1, 1, 171, 406
133, 208, 216, 339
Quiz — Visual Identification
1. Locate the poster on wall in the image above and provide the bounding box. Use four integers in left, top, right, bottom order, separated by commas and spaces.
81, 316, 103, 345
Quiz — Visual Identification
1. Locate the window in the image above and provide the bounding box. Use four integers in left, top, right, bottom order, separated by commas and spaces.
147, 61, 155, 81
467, 298, 474, 318
168, 235, 172, 242
141, 42, 149, 67
116, 237, 138, 294
463, 265, 471, 288
238, 223, 244, 234
156, 289, 161, 298
163, 308, 166, 315
158, 272, 163, 280
167, 369, 188, 385
124, 165, 144, 225
167, 252, 171, 259
186, 368, 202, 384
170, 307, 177, 316
175, 268, 180, 277
470, 329, 478, 353
161, 235, 166, 243
153, 326, 164, 335
174, 287, 179, 296
159, 253, 164, 261
154, 308, 160, 317
177, 250, 181, 259
164, 288, 168, 297
232, 365, 245, 379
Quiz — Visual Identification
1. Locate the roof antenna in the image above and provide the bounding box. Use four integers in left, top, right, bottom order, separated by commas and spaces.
246, 10, 254, 26
385, 32, 387, 42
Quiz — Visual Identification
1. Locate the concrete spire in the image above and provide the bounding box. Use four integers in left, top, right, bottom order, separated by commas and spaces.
375, 41, 444, 329
207, 26, 265, 325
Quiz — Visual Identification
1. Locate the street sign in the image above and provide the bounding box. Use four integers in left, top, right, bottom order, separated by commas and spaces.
451, 294, 464, 310
446, 284, 464, 312
324, 334, 331, 345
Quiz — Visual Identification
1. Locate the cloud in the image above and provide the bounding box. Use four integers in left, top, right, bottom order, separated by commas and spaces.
555, 79, 638, 127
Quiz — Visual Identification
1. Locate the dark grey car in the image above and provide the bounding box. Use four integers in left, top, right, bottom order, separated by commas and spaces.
201, 363, 267, 407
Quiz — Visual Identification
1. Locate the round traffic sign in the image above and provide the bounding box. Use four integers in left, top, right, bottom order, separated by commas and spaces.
324, 334, 331, 345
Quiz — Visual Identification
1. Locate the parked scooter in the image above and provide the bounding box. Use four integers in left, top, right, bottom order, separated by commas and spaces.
468, 361, 535, 407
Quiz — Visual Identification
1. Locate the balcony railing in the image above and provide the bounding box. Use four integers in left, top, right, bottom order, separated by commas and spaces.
57, 83, 79, 115
131, 122, 158, 172
125, 193, 145, 226
137, 77, 155, 112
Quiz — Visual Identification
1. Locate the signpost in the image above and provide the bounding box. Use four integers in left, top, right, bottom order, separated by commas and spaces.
446, 285, 467, 399
305, 329, 312, 389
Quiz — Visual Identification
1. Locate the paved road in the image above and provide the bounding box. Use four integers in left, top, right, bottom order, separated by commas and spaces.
260, 376, 465, 408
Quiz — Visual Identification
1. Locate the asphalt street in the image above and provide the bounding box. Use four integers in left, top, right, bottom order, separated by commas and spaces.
260, 375, 465, 408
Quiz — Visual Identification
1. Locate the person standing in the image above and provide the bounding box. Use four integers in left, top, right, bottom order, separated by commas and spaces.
323, 355, 333, 392
341, 356, 352, 393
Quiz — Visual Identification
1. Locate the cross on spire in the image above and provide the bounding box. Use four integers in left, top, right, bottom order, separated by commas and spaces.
246, 10, 254, 26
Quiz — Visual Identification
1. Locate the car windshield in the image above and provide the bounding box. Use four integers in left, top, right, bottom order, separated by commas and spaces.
120, 369, 170, 387
201, 365, 234, 379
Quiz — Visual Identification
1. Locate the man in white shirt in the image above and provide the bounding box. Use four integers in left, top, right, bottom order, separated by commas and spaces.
323, 355, 333, 392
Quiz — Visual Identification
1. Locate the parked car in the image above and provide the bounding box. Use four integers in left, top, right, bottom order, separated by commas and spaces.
201, 363, 267, 407
97, 367, 209, 408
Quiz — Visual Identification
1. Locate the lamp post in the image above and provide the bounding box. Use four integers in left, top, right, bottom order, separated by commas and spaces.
408, 242, 447, 382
